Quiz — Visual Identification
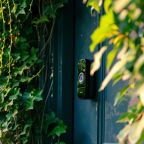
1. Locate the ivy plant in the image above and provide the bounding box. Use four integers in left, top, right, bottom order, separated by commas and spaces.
0, 0, 67, 144
84, 0, 144, 143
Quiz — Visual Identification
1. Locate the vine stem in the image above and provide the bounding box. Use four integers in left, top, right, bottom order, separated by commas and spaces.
0, 0, 6, 74
23, 0, 34, 22
40, 80, 53, 142
29, 66, 44, 82
7, 0, 13, 83
39, 19, 55, 57
39, 1, 55, 144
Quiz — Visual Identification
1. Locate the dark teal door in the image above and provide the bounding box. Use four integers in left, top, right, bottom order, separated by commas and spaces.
74, 1, 126, 144
74, 1, 99, 144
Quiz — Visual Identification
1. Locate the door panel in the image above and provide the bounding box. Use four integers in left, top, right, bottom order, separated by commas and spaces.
74, 1, 99, 144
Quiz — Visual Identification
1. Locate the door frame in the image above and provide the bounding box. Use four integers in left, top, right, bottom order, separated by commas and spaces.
53, 0, 75, 143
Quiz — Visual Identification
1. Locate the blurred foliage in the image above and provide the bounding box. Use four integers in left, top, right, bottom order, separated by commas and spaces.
0, 0, 67, 143
85, 0, 144, 143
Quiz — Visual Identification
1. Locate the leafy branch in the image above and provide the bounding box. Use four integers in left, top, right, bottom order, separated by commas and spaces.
85, 0, 144, 143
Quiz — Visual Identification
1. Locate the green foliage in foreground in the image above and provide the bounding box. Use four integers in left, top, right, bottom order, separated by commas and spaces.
85, 0, 144, 143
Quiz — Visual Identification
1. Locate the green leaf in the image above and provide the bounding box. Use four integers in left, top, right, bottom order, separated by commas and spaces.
90, 10, 118, 52
11, 3, 18, 14
107, 47, 118, 71
20, 76, 31, 83
87, 0, 101, 13
104, 0, 112, 13
33, 89, 43, 101
46, 112, 58, 127
114, 85, 129, 106
48, 120, 67, 137
19, 123, 32, 136
117, 112, 137, 123
22, 92, 31, 100
32, 15, 49, 25
112, 73, 123, 85
14, 64, 29, 75
43, 3, 64, 19
22, 92, 34, 110
0, 77, 8, 89
16, 1, 27, 17
9, 88, 20, 100
43, 113, 56, 134
25, 98, 34, 110
6, 112, 13, 121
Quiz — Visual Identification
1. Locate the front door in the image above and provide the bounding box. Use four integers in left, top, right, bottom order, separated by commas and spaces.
74, 1, 126, 144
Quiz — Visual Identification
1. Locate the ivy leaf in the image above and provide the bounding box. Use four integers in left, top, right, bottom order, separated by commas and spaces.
0, 77, 8, 89
14, 64, 29, 75
43, 3, 64, 19
11, 3, 18, 14
19, 123, 32, 136
2, 121, 9, 132
32, 16, 49, 26
22, 92, 34, 110
43, 113, 55, 134
9, 88, 21, 100
47, 112, 58, 126
22, 92, 30, 100
20, 76, 31, 83
48, 120, 67, 137
21, 55, 29, 62
32, 89, 43, 101
12, 53, 21, 62
6, 112, 14, 121
15, 0, 28, 17
25, 98, 34, 110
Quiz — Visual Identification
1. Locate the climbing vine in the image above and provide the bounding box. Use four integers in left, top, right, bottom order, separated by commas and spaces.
0, 0, 67, 144
85, 0, 144, 143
